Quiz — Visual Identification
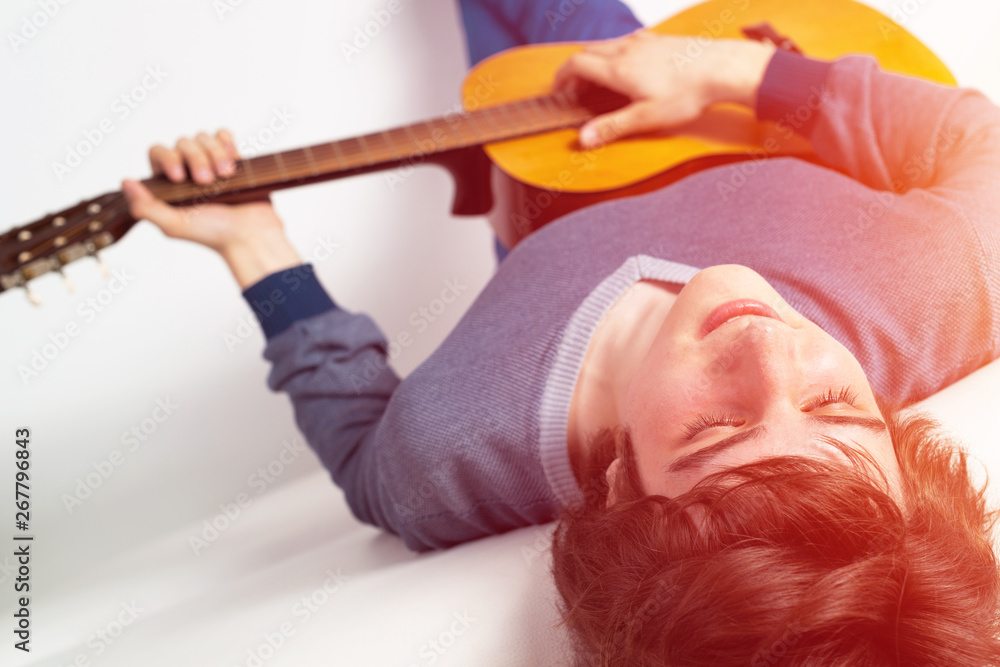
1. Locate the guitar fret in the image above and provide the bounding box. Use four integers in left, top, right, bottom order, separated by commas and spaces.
512, 99, 548, 133
422, 118, 460, 153
403, 123, 423, 156
493, 104, 521, 140
242, 158, 258, 187
302, 146, 320, 176
418, 120, 443, 154
461, 111, 487, 143
273, 152, 289, 180
481, 105, 509, 140
518, 99, 546, 129
354, 135, 375, 165
446, 113, 476, 146
310, 143, 333, 168
379, 129, 402, 161
330, 140, 349, 169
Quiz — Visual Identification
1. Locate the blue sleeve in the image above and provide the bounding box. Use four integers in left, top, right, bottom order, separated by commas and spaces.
242, 264, 336, 340
457, 0, 642, 65
242, 266, 409, 538
243, 265, 529, 552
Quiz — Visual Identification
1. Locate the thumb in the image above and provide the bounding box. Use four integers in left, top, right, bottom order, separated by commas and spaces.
578, 100, 664, 149
122, 179, 189, 237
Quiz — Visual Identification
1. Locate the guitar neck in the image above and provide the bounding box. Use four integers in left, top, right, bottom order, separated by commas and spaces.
0, 88, 625, 299
145, 89, 623, 206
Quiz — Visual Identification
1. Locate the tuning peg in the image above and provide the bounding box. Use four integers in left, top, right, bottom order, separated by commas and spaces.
58, 269, 75, 293
24, 285, 41, 306
92, 251, 110, 277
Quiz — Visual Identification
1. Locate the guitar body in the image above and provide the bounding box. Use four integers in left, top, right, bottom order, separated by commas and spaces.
463, 0, 956, 249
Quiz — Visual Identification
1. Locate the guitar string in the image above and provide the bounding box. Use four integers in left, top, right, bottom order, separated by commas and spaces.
245, 95, 589, 174
145, 90, 607, 199
10, 88, 618, 271
209, 92, 603, 183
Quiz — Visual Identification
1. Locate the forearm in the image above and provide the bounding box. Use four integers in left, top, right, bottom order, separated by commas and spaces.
754, 49, 1000, 197
702, 39, 777, 110
222, 229, 303, 290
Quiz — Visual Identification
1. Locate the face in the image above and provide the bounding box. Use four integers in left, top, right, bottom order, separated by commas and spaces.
616, 264, 900, 501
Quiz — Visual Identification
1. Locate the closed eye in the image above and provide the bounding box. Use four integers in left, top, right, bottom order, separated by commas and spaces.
681, 385, 860, 440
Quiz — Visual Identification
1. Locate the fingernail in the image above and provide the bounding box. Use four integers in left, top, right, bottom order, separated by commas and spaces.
169, 166, 184, 180
580, 125, 598, 148
196, 168, 212, 181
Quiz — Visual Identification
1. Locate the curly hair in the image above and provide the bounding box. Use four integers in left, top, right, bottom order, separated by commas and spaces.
550, 396, 1000, 666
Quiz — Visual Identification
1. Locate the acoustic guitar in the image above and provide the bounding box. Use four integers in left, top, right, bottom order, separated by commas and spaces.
0, 0, 954, 304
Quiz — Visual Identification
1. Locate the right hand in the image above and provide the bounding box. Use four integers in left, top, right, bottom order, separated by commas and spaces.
121, 129, 285, 257
552, 31, 775, 149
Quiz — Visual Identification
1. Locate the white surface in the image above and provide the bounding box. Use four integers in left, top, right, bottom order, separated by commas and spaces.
1, 0, 998, 665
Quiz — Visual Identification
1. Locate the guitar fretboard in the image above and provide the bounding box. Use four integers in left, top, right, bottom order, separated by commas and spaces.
146, 89, 624, 203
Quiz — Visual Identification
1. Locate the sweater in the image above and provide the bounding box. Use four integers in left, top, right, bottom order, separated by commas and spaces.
242, 50, 1000, 552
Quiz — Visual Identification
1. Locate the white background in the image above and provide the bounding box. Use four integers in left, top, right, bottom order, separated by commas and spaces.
1, 0, 998, 665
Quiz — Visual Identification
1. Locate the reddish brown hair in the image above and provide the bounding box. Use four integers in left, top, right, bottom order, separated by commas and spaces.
550, 397, 1000, 665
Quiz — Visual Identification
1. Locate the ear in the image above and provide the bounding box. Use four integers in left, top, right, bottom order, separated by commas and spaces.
605, 457, 624, 508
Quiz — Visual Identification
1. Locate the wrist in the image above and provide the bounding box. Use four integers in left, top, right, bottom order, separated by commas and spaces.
702, 40, 777, 109
221, 230, 303, 290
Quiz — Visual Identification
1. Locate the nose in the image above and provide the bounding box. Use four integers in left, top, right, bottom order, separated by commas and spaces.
726, 316, 798, 403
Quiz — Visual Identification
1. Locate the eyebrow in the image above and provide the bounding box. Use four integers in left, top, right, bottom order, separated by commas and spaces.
665, 414, 888, 473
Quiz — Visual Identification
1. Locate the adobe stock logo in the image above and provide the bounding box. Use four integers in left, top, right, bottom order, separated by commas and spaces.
7, 0, 72, 53
51, 66, 169, 181
340, 0, 409, 63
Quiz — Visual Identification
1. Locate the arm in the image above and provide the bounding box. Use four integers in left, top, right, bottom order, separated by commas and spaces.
240, 267, 411, 539
123, 131, 519, 552
557, 33, 1000, 206
757, 48, 1000, 202
459, 0, 642, 56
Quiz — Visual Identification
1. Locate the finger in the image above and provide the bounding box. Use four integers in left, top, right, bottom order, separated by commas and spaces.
122, 179, 191, 238
551, 71, 598, 101
196, 131, 235, 177
176, 137, 215, 184
578, 101, 662, 149
216, 128, 241, 160
553, 51, 617, 93
149, 144, 186, 182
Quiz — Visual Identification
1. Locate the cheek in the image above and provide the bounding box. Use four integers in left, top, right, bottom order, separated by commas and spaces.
626, 353, 690, 437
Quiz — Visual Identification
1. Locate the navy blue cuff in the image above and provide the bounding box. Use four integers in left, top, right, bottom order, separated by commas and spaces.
756, 48, 835, 138
241, 264, 336, 341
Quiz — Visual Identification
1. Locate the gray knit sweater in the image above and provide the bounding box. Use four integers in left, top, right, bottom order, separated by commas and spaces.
242, 50, 1000, 552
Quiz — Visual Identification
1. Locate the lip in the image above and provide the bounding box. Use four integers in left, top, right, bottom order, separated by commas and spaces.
700, 299, 783, 339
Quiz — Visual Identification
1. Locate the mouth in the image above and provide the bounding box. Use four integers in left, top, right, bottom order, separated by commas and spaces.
700, 299, 783, 339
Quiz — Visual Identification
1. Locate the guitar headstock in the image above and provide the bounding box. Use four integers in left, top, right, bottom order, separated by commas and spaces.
0, 191, 137, 304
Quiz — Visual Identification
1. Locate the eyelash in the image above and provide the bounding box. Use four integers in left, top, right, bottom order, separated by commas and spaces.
682, 385, 861, 440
